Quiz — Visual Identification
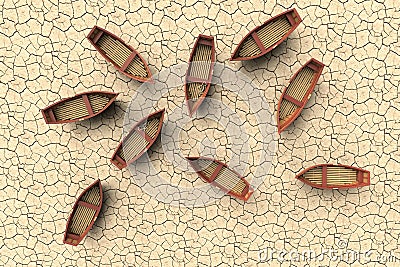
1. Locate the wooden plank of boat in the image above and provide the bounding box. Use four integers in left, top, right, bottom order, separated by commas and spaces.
184, 35, 215, 117
230, 8, 302, 61
186, 156, 254, 201
87, 26, 153, 83
63, 179, 103, 246
296, 164, 370, 189
277, 58, 324, 133
41, 91, 118, 124
110, 109, 165, 169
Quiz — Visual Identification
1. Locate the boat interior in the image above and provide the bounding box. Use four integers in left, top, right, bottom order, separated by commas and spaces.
279, 66, 315, 125
187, 44, 213, 101
117, 115, 161, 162
238, 14, 292, 58
301, 166, 360, 186
66, 184, 101, 242
191, 158, 247, 195
53, 96, 89, 121
96, 32, 148, 78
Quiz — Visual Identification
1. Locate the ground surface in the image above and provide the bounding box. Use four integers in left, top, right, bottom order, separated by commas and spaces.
1, 0, 399, 266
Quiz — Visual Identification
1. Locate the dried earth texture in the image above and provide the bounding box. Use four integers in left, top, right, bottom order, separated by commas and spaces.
1, 0, 399, 266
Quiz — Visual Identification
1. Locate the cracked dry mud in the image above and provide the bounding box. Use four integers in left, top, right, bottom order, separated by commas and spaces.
1, 0, 399, 266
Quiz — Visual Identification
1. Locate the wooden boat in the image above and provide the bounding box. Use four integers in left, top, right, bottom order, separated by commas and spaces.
64, 179, 103, 246
296, 164, 370, 189
184, 35, 215, 116
87, 26, 152, 82
41, 91, 118, 124
277, 58, 324, 133
230, 8, 302, 61
111, 109, 165, 169
186, 156, 254, 201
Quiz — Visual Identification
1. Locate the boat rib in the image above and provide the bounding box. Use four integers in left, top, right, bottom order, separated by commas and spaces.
214, 167, 247, 195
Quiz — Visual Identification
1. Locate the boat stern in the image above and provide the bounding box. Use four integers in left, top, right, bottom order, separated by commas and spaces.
41, 108, 57, 124
197, 34, 214, 46
307, 58, 325, 74
241, 187, 254, 201
357, 170, 370, 186
111, 155, 127, 170
87, 26, 104, 44
63, 233, 81, 246
287, 8, 302, 26
107, 92, 119, 101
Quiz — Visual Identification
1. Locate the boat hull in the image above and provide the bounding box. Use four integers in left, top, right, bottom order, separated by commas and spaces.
277, 58, 324, 133
231, 8, 302, 61
111, 109, 165, 169
63, 179, 103, 246
184, 35, 215, 116
296, 164, 370, 189
41, 91, 118, 124
187, 156, 253, 201
87, 26, 152, 82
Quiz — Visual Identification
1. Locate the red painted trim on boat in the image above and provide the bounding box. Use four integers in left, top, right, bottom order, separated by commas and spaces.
136, 128, 153, 143
78, 201, 100, 211
92, 30, 103, 44
87, 25, 153, 83
295, 164, 370, 189
63, 179, 103, 246
184, 35, 215, 117
120, 51, 137, 72
230, 8, 302, 61
110, 109, 165, 170
198, 38, 213, 46
82, 94, 94, 116
283, 94, 303, 106
48, 109, 57, 122
322, 165, 327, 187
41, 109, 57, 124
186, 156, 254, 201
292, 8, 301, 24
66, 233, 81, 240
251, 32, 267, 53
208, 163, 224, 182
186, 76, 209, 83
277, 58, 324, 134
111, 154, 127, 169
357, 171, 363, 183
41, 91, 118, 124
